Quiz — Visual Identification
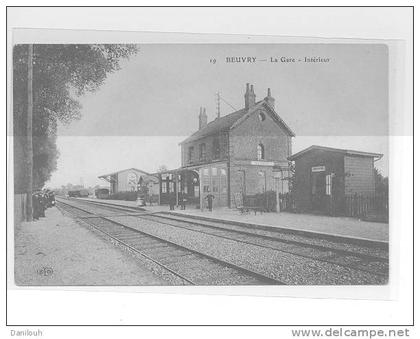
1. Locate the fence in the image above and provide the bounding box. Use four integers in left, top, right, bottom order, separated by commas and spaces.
345, 193, 388, 221
278, 193, 296, 212
245, 191, 388, 221
243, 191, 296, 212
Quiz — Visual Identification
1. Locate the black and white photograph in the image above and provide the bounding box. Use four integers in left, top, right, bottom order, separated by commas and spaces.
5, 5, 414, 329
12, 42, 390, 286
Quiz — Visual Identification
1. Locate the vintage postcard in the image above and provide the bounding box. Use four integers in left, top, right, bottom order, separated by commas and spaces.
11, 39, 391, 289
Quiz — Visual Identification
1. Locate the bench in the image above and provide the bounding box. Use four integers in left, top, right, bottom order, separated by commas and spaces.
233, 193, 265, 215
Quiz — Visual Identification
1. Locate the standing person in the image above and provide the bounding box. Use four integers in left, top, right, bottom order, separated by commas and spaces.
205, 193, 215, 212
169, 192, 175, 211
180, 192, 187, 210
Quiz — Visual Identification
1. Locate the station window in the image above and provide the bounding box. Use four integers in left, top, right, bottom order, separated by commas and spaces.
203, 168, 209, 176
212, 138, 220, 159
257, 143, 265, 160
220, 168, 227, 176
203, 185, 210, 193
326, 174, 332, 196
199, 143, 206, 161
212, 184, 219, 193
188, 146, 194, 163
212, 167, 218, 176
161, 182, 167, 193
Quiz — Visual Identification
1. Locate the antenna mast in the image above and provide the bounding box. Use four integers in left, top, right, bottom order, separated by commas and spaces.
216, 92, 221, 119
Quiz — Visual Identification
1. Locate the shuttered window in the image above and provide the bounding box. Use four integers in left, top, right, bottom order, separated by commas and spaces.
326, 174, 332, 195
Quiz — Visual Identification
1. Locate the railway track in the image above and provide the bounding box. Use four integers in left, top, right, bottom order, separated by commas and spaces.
56, 199, 286, 286
61, 197, 389, 279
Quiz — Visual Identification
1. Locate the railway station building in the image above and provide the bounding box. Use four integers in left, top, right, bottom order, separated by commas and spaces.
288, 145, 383, 215
158, 84, 295, 209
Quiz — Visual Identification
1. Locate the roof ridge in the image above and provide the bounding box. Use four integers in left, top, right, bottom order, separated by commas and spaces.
98, 167, 151, 178
180, 107, 248, 144
288, 145, 383, 161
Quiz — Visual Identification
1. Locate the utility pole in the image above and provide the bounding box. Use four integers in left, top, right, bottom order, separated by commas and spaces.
216, 92, 220, 119
26, 44, 33, 221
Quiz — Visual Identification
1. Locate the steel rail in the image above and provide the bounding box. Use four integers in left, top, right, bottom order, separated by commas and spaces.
134, 214, 388, 277
59, 198, 388, 277
57, 200, 286, 285
56, 203, 196, 285
63, 197, 387, 256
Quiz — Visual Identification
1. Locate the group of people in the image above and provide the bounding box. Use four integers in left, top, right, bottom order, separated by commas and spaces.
32, 189, 56, 220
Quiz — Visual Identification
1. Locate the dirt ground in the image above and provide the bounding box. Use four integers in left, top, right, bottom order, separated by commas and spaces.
14, 207, 166, 286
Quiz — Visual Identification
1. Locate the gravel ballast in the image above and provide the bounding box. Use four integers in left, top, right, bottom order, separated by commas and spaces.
59, 199, 388, 285
107, 215, 387, 285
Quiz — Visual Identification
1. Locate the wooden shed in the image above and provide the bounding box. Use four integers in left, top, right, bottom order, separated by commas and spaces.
288, 145, 383, 215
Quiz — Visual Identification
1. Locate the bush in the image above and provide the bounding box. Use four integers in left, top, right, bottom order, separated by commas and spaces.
108, 191, 137, 201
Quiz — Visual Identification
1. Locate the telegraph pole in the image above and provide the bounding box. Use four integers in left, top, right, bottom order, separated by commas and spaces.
216, 92, 220, 119
26, 44, 33, 221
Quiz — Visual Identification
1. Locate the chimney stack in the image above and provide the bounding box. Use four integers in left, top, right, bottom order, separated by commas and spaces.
244, 83, 256, 109
264, 88, 275, 109
198, 107, 208, 130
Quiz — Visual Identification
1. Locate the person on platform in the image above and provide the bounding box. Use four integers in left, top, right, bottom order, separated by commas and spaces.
169, 192, 176, 211
180, 192, 187, 210
32, 192, 46, 220
205, 193, 215, 212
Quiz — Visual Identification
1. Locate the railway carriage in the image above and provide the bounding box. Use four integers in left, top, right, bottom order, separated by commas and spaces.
68, 189, 89, 198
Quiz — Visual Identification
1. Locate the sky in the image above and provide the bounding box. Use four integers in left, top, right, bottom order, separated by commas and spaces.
46, 43, 389, 188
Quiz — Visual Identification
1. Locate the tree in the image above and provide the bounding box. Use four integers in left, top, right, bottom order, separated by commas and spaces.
13, 44, 138, 192
374, 168, 388, 196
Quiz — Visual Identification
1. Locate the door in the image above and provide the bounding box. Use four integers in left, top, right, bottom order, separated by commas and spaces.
311, 171, 327, 212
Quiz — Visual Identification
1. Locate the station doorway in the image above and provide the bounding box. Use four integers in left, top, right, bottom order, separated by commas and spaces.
310, 170, 332, 214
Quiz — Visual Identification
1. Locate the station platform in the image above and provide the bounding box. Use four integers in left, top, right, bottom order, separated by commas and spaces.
78, 197, 389, 242
14, 206, 166, 285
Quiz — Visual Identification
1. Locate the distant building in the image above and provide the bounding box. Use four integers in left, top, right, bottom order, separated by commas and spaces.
159, 83, 295, 209
98, 168, 159, 195
288, 145, 383, 215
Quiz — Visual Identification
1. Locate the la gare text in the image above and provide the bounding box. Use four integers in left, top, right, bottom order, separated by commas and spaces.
224, 56, 331, 63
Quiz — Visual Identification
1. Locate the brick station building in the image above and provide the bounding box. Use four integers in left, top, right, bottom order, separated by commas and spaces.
158, 83, 295, 209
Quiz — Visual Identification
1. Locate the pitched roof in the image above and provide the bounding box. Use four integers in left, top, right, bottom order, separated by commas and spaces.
98, 167, 151, 179
288, 145, 383, 161
180, 101, 295, 144
180, 108, 248, 144
232, 101, 295, 137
